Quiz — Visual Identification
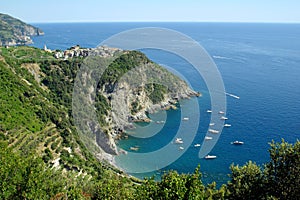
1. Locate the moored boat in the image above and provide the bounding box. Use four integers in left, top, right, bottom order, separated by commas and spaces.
175, 138, 183, 144
205, 155, 217, 159
232, 141, 244, 145
205, 136, 213, 140
208, 129, 219, 134
220, 116, 228, 120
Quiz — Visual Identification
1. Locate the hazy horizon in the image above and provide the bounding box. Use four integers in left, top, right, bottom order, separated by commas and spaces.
1, 0, 300, 24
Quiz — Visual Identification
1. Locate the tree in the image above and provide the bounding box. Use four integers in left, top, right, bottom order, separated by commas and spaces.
227, 161, 265, 199
264, 139, 300, 200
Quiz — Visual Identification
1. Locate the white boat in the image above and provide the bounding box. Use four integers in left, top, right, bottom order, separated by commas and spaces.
232, 141, 244, 145
209, 123, 215, 126
194, 144, 201, 147
207, 110, 212, 113
224, 124, 231, 127
205, 155, 217, 159
179, 146, 184, 150
205, 136, 213, 140
175, 138, 183, 144
130, 146, 139, 151
218, 111, 225, 114
208, 129, 219, 134
220, 116, 228, 120
183, 117, 189, 121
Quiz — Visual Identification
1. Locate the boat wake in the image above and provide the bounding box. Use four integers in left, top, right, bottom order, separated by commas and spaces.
225, 92, 240, 99
212, 55, 232, 60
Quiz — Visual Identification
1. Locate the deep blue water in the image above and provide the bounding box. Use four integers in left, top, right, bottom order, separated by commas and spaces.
31, 22, 300, 185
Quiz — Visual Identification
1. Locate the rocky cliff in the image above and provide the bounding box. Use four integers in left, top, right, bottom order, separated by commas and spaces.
74, 48, 200, 156
0, 13, 44, 46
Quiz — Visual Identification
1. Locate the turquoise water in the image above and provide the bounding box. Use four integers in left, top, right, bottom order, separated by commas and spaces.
31, 23, 300, 185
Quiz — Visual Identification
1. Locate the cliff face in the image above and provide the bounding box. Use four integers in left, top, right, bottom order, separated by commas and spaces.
86, 49, 199, 155
0, 13, 44, 46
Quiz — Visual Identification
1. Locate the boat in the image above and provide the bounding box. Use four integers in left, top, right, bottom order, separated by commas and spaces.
183, 117, 189, 121
194, 144, 201, 147
130, 146, 139, 151
232, 141, 244, 145
179, 146, 184, 150
220, 116, 228, 120
224, 124, 231, 127
207, 110, 212, 113
208, 129, 219, 134
205, 155, 217, 159
205, 136, 213, 140
218, 111, 225, 114
175, 138, 183, 144
209, 123, 215, 126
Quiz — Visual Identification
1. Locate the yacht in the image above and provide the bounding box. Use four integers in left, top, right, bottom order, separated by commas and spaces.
194, 144, 201, 147
208, 129, 219, 134
209, 123, 215, 126
218, 111, 225, 114
220, 116, 228, 120
224, 124, 231, 127
207, 110, 212, 113
233, 141, 244, 145
179, 146, 184, 150
205, 155, 217, 159
205, 136, 213, 140
183, 117, 189, 121
175, 138, 183, 144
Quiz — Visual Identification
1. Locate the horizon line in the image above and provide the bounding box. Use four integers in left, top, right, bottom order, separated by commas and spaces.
29, 20, 300, 24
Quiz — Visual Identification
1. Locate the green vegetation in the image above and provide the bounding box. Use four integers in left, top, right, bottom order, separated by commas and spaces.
99, 50, 151, 91
145, 83, 168, 104
0, 46, 299, 199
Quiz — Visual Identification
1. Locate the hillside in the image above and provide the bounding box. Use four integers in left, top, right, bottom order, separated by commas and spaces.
0, 46, 299, 199
0, 13, 44, 46
0, 45, 197, 173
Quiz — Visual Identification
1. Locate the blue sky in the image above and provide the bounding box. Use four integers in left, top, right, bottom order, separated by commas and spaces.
1, 0, 300, 23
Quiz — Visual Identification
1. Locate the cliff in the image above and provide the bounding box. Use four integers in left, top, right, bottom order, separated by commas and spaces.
73, 48, 199, 156
0, 13, 44, 46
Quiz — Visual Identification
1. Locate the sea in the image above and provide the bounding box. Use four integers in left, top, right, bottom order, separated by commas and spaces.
31, 22, 300, 185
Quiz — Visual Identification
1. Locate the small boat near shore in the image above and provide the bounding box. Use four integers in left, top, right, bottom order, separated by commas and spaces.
232, 141, 244, 145
179, 146, 184, 150
218, 111, 225, 114
205, 155, 217, 159
183, 117, 189, 121
209, 123, 215, 126
130, 146, 139, 151
194, 144, 201, 147
207, 110, 212, 113
224, 124, 231, 127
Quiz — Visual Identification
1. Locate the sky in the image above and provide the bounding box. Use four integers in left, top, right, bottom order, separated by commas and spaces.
1, 0, 300, 23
